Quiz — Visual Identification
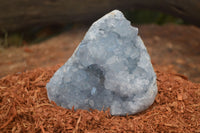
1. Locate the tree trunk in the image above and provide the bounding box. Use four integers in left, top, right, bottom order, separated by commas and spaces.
0, 0, 200, 31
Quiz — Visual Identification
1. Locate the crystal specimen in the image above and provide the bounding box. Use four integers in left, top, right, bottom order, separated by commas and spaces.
46, 10, 157, 115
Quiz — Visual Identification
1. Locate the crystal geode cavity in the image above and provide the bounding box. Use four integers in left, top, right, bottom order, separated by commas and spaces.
46, 10, 157, 115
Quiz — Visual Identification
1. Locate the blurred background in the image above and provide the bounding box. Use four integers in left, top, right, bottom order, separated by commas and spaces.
0, 0, 200, 82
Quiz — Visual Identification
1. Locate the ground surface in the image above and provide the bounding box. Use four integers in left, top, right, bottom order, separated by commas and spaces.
0, 65, 199, 132
0, 24, 200, 82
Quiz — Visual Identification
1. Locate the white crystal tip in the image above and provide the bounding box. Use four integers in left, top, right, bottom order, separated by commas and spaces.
108, 9, 124, 17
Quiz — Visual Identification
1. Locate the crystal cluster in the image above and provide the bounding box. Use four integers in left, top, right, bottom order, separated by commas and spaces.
46, 10, 157, 115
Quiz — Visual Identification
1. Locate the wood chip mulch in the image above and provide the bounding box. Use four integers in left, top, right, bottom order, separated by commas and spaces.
0, 65, 200, 132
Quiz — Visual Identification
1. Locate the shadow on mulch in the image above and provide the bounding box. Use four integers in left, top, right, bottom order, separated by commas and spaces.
0, 65, 199, 132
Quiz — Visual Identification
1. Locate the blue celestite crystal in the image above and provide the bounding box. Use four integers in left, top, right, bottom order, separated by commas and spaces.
46, 10, 157, 115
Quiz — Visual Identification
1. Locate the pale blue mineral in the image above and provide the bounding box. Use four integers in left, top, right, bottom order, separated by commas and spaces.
46, 10, 157, 115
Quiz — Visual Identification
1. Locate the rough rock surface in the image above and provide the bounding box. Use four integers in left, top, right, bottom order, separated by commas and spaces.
46, 10, 157, 115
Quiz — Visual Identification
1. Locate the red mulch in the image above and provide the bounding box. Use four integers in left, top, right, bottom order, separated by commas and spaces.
0, 65, 200, 132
